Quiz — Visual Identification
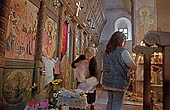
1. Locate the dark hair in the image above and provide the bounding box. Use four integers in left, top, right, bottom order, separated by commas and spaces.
105, 31, 126, 54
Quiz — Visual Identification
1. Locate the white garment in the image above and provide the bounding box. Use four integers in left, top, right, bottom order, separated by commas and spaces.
42, 56, 56, 85
55, 61, 60, 74
78, 76, 99, 93
75, 60, 89, 82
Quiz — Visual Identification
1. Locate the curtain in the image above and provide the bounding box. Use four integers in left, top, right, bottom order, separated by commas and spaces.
62, 22, 68, 57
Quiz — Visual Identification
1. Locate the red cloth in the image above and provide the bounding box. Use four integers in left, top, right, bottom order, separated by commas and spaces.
62, 22, 68, 57
27, 99, 38, 106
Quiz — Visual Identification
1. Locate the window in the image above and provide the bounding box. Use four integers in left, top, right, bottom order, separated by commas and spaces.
115, 17, 132, 41
118, 28, 128, 39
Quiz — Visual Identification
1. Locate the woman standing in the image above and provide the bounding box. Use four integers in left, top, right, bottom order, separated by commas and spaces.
71, 47, 98, 110
102, 31, 136, 110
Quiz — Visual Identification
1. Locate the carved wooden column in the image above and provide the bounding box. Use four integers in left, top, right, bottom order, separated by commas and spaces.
68, 21, 73, 89
131, 0, 136, 45
79, 29, 83, 54
88, 35, 90, 47
163, 46, 170, 110
72, 22, 77, 60
0, 0, 9, 66
34, 0, 46, 96
144, 53, 151, 110
58, 7, 65, 60
72, 21, 77, 88
134, 31, 170, 110
133, 45, 162, 110
68, 22, 72, 63
84, 32, 87, 51
143, 31, 170, 110
36, 0, 46, 62
0, 0, 10, 108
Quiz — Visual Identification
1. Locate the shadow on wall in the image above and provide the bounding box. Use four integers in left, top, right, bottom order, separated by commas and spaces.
96, 40, 108, 83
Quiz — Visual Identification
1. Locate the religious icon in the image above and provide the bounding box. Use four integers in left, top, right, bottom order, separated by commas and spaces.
3, 70, 32, 105
5, 0, 38, 60
43, 17, 57, 59
137, 7, 155, 42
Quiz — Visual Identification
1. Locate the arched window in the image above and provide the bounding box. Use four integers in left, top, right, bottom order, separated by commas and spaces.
118, 28, 128, 39
114, 17, 132, 41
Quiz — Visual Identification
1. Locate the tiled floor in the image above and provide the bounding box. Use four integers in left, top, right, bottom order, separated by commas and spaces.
92, 89, 162, 110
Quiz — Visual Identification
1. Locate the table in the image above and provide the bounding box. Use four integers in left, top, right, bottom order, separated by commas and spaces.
56, 95, 88, 110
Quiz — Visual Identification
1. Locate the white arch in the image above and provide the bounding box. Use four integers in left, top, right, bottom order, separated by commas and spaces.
114, 17, 132, 41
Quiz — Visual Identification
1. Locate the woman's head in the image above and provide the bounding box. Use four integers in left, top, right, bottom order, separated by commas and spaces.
105, 31, 126, 54
85, 47, 95, 60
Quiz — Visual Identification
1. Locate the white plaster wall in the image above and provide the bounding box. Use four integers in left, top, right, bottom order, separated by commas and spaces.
100, 9, 131, 42
97, 3, 131, 81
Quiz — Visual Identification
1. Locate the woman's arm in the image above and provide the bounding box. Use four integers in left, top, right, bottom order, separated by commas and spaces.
121, 50, 137, 70
89, 57, 98, 77
71, 55, 86, 68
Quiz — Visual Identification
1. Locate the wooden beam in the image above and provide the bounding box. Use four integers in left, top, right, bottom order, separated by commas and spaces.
131, 0, 136, 46
79, 29, 83, 55
0, 0, 9, 67
0, 0, 10, 108
143, 54, 151, 110
163, 46, 170, 110
36, 0, 46, 62
34, 0, 46, 96
58, 6, 65, 60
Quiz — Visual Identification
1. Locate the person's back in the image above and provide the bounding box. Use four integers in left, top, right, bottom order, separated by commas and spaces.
101, 31, 136, 110
102, 46, 130, 90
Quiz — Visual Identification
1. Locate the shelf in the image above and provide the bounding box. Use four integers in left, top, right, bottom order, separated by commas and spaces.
138, 63, 162, 65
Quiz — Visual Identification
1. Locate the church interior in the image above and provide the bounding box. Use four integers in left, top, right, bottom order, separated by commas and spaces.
0, 0, 170, 110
